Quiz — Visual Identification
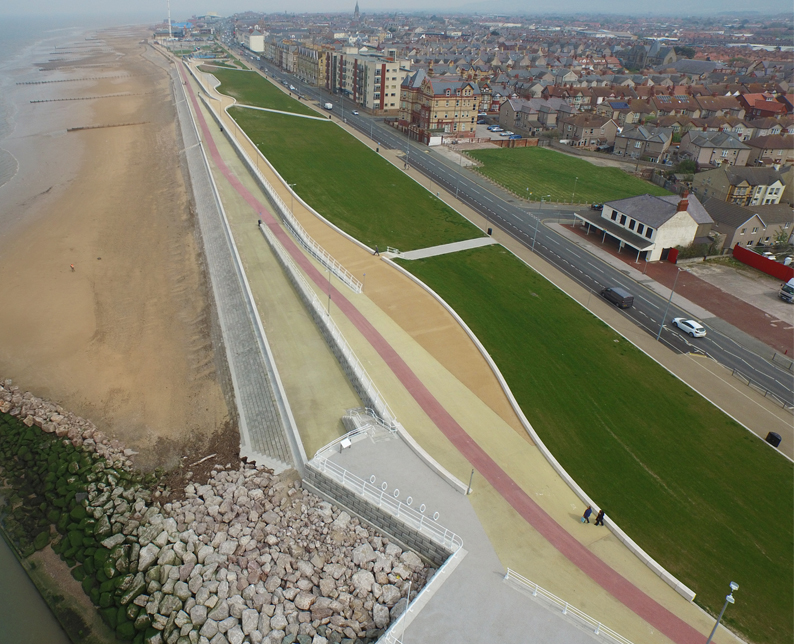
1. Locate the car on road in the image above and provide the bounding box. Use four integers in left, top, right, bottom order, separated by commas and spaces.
601, 287, 634, 309
672, 318, 706, 338
352, 110, 359, 115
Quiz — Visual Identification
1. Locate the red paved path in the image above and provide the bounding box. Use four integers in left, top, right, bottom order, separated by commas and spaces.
566, 224, 793, 354
179, 64, 707, 644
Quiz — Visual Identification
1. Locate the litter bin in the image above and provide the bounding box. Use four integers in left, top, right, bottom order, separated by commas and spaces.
487, 228, 492, 236
765, 432, 782, 448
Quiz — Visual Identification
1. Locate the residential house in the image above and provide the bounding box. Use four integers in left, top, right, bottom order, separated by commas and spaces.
704, 199, 793, 251
613, 125, 673, 163
694, 95, 745, 119
745, 135, 794, 166
692, 166, 786, 206
573, 192, 713, 261
558, 113, 617, 149
679, 131, 751, 167
739, 93, 788, 119
652, 94, 702, 118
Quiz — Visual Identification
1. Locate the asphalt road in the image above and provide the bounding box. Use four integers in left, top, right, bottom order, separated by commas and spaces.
237, 51, 793, 408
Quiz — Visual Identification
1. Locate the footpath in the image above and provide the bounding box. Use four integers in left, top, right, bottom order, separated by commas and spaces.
182, 58, 753, 644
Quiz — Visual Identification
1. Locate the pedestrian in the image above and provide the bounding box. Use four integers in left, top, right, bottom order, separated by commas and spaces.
70, 264, 75, 272
581, 506, 592, 524
374, 244, 380, 256
595, 509, 605, 526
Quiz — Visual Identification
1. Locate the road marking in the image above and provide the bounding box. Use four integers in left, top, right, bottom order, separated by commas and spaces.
586, 261, 604, 274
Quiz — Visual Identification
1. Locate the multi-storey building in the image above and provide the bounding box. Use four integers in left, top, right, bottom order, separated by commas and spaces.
692, 166, 786, 207
326, 48, 410, 114
295, 44, 331, 87
398, 69, 481, 143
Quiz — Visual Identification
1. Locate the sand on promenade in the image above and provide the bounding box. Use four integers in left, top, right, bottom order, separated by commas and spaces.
0, 30, 232, 470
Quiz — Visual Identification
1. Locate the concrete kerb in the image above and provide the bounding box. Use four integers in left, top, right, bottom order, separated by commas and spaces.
383, 254, 698, 603
391, 422, 469, 496
178, 59, 307, 473
233, 103, 329, 121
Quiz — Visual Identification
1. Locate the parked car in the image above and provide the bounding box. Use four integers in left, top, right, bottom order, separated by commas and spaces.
508, 135, 522, 140
477, 119, 487, 124
672, 318, 706, 338
499, 131, 514, 137
487, 125, 500, 131
590, 203, 604, 211
601, 287, 634, 309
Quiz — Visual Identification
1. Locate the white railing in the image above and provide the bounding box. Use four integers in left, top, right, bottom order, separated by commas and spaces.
188, 65, 362, 295
504, 568, 636, 644
310, 455, 463, 553
386, 246, 401, 255
314, 419, 395, 459
259, 222, 395, 424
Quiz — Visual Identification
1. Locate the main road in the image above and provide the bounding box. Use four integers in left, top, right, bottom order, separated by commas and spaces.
231, 48, 794, 408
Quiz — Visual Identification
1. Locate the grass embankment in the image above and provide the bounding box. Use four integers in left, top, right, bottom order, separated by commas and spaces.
230, 108, 483, 251
396, 245, 793, 644
209, 67, 318, 117
468, 146, 670, 204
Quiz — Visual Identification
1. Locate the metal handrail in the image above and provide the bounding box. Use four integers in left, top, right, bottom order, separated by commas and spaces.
310, 455, 463, 552
312, 422, 393, 460
259, 222, 395, 424
504, 569, 635, 644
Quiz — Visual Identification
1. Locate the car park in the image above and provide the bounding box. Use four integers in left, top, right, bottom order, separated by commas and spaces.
672, 318, 706, 337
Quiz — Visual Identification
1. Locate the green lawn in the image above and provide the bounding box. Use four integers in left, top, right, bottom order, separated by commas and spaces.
230, 107, 483, 251
468, 146, 670, 204
207, 67, 318, 117
396, 245, 793, 644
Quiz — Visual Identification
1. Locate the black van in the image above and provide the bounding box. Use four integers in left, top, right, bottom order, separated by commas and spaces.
601, 286, 634, 309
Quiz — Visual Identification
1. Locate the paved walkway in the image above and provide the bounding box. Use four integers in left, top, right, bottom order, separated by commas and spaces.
180, 62, 712, 644
329, 436, 607, 644
398, 236, 498, 260
562, 221, 794, 355
171, 66, 295, 471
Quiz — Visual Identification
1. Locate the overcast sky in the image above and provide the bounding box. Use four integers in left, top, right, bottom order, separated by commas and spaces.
2, 0, 792, 18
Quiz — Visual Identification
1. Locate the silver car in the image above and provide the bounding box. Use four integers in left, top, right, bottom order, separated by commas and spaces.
672, 318, 706, 338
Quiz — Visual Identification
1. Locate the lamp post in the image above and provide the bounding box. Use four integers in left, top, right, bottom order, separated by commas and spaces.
706, 582, 739, 644
572, 176, 578, 203
326, 268, 332, 315
656, 267, 682, 341
287, 183, 297, 214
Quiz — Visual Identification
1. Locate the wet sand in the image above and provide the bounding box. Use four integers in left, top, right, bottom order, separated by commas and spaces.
0, 29, 233, 470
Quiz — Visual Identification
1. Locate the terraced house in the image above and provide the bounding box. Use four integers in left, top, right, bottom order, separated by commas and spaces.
692, 166, 786, 206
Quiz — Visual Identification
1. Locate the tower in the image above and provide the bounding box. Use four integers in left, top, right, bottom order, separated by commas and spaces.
353, 1, 360, 22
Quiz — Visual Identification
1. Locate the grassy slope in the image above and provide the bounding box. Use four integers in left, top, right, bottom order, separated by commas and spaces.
231, 107, 483, 251
468, 146, 670, 203
397, 245, 793, 644
209, 67, 318, 116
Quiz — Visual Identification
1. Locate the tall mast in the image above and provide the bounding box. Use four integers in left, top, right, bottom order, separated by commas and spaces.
167, 0, 172, 38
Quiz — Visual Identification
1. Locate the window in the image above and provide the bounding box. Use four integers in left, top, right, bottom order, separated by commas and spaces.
645, 227, 653, 239
721, 150, 729, 157
635, 141, 642, 148
746, 239, 753, 246
611, 211, 618, 221
751, 227, 758, 233
637, 223, 645, 235
740, 228, 746, 235
620, 214, 627, 225
628, 220, 636, 231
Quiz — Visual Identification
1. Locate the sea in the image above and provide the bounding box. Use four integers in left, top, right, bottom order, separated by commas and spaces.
0, 14, 158, 641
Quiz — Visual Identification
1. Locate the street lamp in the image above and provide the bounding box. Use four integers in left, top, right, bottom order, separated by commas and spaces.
706, 582, 739, 644
572, 176, 578, 203
287, 183, 297, 214
326, 268, 332, 315
540, 194, 551, 209
656, 267, 683, 341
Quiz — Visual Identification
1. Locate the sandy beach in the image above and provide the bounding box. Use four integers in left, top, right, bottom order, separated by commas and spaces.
0, 28, 233, 470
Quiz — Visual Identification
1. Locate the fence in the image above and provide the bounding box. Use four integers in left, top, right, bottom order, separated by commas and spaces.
258, 221, 395, 425
772, 352, 794, 372
503, 569, 636, 644
309, 452, 463, 554
730, 368, 794, 411
733, 243, 794, 282
191, 74, 362, 295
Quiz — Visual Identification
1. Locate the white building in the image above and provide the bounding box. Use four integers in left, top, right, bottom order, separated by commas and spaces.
238, 30, 264, 53
574, 193, 713, 262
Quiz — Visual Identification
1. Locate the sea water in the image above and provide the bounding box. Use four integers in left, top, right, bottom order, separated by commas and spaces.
0, 15, 159, 640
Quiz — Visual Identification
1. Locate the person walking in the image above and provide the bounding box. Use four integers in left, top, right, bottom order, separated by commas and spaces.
582, 506, 593, 524
373, 244, 380, 256
595, 509, 605, 526
70, 264, 75, 272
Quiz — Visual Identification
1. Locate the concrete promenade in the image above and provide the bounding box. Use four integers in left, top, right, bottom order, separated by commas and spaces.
181, 59, 748, 644
398, 236, 498, 260
170, 65, 295, 471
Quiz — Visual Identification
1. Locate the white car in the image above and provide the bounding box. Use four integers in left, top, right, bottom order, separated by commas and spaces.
352, 110, 359, 115
499, 130, 514, 136
672, 318, 706, 338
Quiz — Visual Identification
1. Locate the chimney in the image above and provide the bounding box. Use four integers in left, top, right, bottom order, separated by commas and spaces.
676, 191, 689, 212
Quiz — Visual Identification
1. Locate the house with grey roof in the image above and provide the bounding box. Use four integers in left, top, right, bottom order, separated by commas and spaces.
574, 192, 713, 261
613, 125, 673, 163
704, 199, 793, 251
680, 131, 751, 167
692, 166, 786, 207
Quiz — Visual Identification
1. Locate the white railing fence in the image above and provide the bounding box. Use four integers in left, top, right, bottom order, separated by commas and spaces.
504, 568, 636, 644
314, 420, 395, 460
309, 455, 463, 553
258, 222, 395, 425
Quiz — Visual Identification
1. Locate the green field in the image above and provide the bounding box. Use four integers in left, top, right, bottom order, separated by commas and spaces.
468, 146, 670, 204
230, 107, 483, 251
208, 68, 318, 116
396, 245, 793, 644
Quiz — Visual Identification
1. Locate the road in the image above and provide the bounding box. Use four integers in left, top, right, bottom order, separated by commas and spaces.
229, 48, 794, 409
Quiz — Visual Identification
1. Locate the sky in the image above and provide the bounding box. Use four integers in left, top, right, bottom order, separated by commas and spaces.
1, 0, 792, 18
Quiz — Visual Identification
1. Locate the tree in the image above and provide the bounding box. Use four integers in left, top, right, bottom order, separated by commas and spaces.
674, 159, 697, 175
774, 228, 791, 245
674, 46, 696, 59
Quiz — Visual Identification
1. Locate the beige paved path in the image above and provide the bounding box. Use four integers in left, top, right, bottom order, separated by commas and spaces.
190, 62, 746, 644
